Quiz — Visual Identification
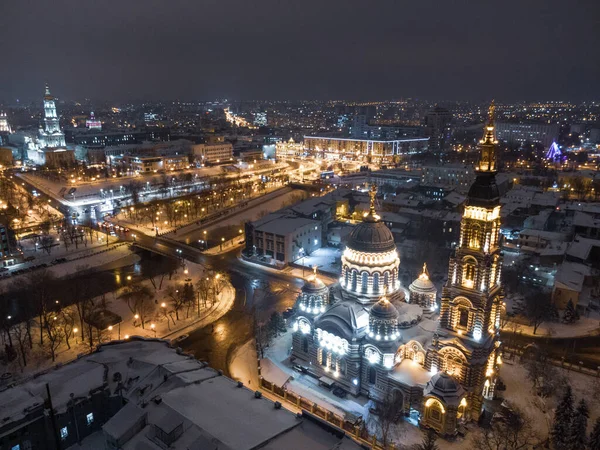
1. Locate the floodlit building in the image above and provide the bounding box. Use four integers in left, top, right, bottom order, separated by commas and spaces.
275, 138, 305, 159
291, 104, 504, 437
304, 135, 429, 164
38, 84, 66, 149
191, 143, 233, 164
43, 148, 76, 168
86, 111, 102, 130
409, 263, 438, 310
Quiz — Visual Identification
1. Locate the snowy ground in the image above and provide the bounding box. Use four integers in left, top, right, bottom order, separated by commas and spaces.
498, 356, 600, 438
503, 315, 600, 337
296, 247, 343, 275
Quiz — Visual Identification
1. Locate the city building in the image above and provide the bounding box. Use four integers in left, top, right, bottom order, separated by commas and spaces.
65, 128, 171, 147
276, 138, 305, 159
0, 339, 363, 450
0, 112, 11, 145
163, 154, 190, 171
424, 107, 452, 151
38, 84, 66, 149
123, 155, 163, 173
248, 213, 322, 265
42, 148, 76, 169
191, 143, 233, 164
422, 164, 475, 190
0, 223, 20, 267
86, 111, 102, 130
291, 104, 503, 436
0, 147, 14, 167
304, 135, 429, 164
496, 122, 559, 147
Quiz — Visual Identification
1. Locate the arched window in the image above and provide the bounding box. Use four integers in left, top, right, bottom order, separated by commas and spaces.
469, 224, 481, 249
368, 366, 376, 384
361, 272, 368, 294
318, 348, 324, 365
459, 309, 469, 327
373, 273, 380, 294
351, 270, 357, 291
344, 268, 349, 287
302, 337, 308, 353
383, 272, 390, 291
462, 257, 477, 288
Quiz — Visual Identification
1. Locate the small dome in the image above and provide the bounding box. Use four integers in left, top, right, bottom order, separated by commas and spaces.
432, 372, 461, 393
424, 372, 465, 407
370, 298, 399, 320
410, 263, 436, 292
347, 220, 396, 253
367, 297, 400, 341
297, 269, 329, 315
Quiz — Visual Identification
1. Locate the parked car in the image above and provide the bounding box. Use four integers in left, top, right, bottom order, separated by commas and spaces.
0, 267, 8, 272
171, 334, 189, 345
332, 387, 347, 398
292, 364, 308, 374
24, 256, 36, 262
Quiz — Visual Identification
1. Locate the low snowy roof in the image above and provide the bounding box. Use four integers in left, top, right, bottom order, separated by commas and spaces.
573, 211, 600, 230
102, 403, 146, 441
554, 262, 592, 293
161, 378, 300, 450
389, 359, 432, 387
567, 236, 600, 261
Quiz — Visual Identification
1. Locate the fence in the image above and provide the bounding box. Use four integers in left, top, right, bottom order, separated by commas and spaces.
259, 376, 408, 450
502, 345, 600, 376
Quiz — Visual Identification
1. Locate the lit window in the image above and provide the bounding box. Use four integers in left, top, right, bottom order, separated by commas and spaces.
86, 412, 94, 426
60, 427, 68, 440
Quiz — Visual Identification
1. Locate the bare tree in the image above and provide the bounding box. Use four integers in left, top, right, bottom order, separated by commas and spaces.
43, 311, 65, 362
10, 322, 30, 371
120, 282, 155, 329
472, 404, 538, 450
522, 288, 553, 335
368, 388, 403, 448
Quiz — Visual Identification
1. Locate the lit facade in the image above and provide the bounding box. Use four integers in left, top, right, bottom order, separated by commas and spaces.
303, 135, 429, 164
291, 103, 504, 437
38, 84, 66, 149
191, 143, 233, 164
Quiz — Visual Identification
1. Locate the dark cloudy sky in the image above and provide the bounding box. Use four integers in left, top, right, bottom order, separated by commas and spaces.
1, 0, 598, 103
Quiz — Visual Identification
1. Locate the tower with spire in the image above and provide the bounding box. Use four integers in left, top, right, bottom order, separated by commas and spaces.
38, 84, 65, 148
427, 101, 504, 421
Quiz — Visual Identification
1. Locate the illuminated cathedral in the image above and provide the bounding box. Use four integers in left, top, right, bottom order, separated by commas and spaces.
291, 103, 503, 436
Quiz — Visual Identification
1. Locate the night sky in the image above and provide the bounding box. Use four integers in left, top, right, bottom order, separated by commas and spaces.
2, 0, 599, 103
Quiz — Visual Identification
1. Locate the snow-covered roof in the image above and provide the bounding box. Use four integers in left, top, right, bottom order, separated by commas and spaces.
554, 262, 592, 293
573, 211, 600, 230
389, 359, 432, 387
161, 379, 299, 450
567, 236, 600, 261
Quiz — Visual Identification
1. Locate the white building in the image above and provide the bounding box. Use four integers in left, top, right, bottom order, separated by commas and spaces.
38, 84, 66, 149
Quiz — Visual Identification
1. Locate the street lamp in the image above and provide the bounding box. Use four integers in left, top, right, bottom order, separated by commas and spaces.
221, 237, 225, 251
150, 323, 156, 337
73, 327, 78, 344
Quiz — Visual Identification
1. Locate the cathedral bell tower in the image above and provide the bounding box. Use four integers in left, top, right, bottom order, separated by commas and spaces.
433, 102, 504, 421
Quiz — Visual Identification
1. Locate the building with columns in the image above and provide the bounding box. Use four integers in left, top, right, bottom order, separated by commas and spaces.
290, 103, 503, 437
